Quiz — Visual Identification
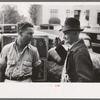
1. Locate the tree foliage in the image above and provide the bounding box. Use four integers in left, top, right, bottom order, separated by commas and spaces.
49, 17, 61, 24
29, 5, 40, 25
0, 5, 25, 24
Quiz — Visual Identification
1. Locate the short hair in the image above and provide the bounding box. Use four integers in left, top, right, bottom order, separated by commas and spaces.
17, 21, 34, 32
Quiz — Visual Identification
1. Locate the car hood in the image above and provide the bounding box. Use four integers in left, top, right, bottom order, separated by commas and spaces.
0, 30, 63, 41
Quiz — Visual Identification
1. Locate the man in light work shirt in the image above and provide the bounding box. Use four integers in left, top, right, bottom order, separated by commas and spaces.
0, 21, 42, 82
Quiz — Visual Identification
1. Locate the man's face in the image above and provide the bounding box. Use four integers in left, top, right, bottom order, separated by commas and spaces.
63, 31, 76, 45
21, 27, 34, 45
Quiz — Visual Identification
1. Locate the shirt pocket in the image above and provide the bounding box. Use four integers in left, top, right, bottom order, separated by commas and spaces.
22, 61, 32, 74
6, 60, 16, 75
23, 61, 32, 67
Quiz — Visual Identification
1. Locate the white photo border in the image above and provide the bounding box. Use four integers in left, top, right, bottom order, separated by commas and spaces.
0, 2, 100, 99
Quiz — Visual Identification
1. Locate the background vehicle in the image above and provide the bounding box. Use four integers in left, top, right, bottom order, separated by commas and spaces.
40, 24, 62, 31
81, 27, 100, 54
0, 24, 17, 33
0, 24, 64, 50
0, 30, 60, 51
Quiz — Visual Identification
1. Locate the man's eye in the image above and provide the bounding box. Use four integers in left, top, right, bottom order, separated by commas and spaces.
28, 32, 33, 35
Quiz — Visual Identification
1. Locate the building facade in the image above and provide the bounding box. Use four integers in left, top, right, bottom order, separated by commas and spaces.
38, 4, 100, 27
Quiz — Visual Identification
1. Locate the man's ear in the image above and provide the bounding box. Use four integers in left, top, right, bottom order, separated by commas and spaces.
75, 31, 79, 36
19, 30, 23, 36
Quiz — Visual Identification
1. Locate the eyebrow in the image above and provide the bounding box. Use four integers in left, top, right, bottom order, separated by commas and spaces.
28, 32, 34, 34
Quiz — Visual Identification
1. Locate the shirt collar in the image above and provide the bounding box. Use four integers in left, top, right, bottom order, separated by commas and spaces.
13, 39, 30, 51
69, 39, 85, 52
70, 40, 80, 49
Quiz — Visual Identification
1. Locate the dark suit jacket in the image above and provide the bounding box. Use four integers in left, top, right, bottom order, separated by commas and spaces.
66, 39, 95, 82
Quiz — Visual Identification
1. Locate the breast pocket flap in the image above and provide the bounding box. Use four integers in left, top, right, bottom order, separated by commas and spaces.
23, 61, 32, 67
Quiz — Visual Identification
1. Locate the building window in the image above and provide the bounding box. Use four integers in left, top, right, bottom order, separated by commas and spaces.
85, 10, 90, 21
50, 9, 58, 18
74, 10, 81, 20
66, 9, 70, 17
97, 12, 100, 25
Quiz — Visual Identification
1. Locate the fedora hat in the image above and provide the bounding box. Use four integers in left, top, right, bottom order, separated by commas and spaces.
62, 17, 84, 32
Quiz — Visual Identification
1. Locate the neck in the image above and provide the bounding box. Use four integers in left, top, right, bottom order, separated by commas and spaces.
71, 38, 79, 45
16, 37, 26, 52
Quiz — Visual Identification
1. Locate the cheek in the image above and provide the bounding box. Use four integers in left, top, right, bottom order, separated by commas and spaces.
64, 35, 71, 44
23, 34, 29, 41
23, 35, 27, 39
70, 34, 74, 40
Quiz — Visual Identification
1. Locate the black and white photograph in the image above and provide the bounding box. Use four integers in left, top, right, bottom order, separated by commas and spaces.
0, 2, 100, 98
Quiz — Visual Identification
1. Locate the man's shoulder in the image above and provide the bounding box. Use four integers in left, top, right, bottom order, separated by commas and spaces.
71, 39, 87, 53
3, 42, 14, 49
1, 42, 14, 54
48, 47, 56, 53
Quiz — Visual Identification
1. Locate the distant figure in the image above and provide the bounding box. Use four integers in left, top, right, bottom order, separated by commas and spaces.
47, 37, 68, 82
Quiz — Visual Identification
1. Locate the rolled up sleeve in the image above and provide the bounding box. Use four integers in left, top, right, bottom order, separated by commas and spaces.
33, 48, 42, 67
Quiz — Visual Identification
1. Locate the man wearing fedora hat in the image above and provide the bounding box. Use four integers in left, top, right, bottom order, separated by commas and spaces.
61, 17, 94, 82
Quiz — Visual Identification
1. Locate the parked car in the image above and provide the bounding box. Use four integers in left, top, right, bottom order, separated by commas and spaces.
40, 24, 62, 31
81, 27, 100, 54
0, 24, 17, 33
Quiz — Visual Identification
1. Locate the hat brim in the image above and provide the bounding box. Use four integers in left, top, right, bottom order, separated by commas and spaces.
61, 27, 84, 32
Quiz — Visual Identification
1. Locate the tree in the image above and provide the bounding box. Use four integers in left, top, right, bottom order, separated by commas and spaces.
0, 5, 24, 24
49, 17, 61, 24
29, 5, 41, 25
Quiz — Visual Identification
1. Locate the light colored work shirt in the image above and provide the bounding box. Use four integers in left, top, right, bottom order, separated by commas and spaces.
0, 41, 41, 78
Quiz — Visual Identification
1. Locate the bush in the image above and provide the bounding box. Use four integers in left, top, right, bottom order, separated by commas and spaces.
49, 17, 61, 24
